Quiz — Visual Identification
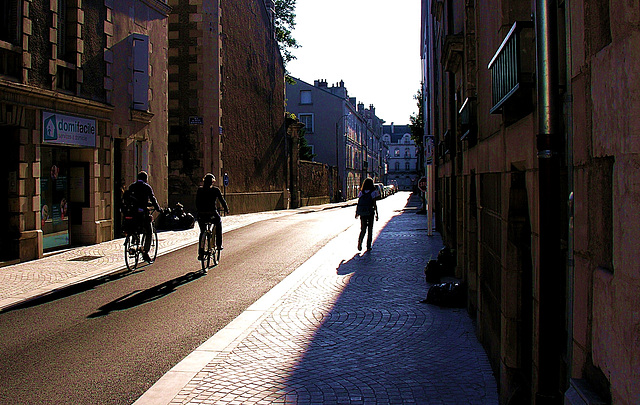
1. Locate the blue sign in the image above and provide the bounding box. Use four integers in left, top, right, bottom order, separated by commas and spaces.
223, 173, 229, 187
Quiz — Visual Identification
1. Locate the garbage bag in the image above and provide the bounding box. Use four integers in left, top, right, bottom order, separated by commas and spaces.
424, 281, 466, 308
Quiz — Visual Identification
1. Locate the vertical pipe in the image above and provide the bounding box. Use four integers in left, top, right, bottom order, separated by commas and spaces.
535, 0, 563, 403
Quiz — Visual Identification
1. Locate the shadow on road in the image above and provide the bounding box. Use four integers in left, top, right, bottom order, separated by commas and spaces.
270, 194, 495, 403
88, 270, 205, 318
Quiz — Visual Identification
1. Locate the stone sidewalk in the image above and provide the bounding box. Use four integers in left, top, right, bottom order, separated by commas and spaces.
134, 195, 499, 404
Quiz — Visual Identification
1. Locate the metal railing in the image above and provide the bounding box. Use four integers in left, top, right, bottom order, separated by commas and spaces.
488, 22, 534, 114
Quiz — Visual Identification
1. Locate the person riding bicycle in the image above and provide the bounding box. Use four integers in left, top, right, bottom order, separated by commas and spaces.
196, 173, 229, 260
127, 171, 161, 263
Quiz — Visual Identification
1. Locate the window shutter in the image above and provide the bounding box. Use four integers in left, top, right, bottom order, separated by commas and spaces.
132, 33, 149, 111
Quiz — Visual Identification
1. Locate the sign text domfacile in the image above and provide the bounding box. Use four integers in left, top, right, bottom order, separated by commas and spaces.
42, 112, 96, 148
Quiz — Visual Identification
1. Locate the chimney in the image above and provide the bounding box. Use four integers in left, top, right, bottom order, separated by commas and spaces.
314, 79, 328, 88
369, 104, 375, 115
357, 102, 365, 114
391, 122, 394, 133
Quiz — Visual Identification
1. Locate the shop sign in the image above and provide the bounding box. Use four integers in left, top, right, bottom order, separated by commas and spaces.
42, 111, 96, 148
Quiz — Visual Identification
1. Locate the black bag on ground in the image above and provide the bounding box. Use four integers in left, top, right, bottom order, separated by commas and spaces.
424, 259, 441, 283
425, 282, 466, 308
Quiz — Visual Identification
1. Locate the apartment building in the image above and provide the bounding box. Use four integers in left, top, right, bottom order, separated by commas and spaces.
286, 78, 386, 200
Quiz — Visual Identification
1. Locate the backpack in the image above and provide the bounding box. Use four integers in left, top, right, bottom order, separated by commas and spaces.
121, 189, 139, 216
121, 189, 143, 234
356, 191, 374, 216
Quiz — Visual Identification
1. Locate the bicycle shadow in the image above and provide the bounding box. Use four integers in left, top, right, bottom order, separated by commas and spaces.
87, 270, 205, 318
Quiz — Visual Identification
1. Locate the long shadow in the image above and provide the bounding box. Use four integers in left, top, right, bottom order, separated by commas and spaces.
87, 270, 204, 318
273, 195, 496, 403
1, 263, 151, 313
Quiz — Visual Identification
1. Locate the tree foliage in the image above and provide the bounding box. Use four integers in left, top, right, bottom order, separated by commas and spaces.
274, 0, 300, 65
299, 128, 316, 161
409, 83, 425, 148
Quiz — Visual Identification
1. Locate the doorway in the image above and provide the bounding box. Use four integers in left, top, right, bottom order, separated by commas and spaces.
0, 126, 19, 260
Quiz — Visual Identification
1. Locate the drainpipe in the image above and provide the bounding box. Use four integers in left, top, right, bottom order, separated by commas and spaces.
535, 0, 564, 403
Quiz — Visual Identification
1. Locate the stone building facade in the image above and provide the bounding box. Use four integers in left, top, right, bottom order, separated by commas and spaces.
382, 124, 419, 191
167, 0, 287, 214
421, 0, 640, 403
0, 0, 170, 261
286, 78, 386, 200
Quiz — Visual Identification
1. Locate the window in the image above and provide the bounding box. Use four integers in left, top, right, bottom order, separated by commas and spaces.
0, 0, 20, 45
299, 113, 313, 133
57, 0, 77, 64
394, 148, 400, 157
395, 162, 400, 171
405, 162, 410, 170
404, 148, 410, 157
300, 90, 312, 104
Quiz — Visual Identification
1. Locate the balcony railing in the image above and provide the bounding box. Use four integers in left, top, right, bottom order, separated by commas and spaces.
488, 21, 534, 116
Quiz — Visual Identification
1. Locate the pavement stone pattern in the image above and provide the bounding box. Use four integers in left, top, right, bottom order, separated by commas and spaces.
162, 199, 499, 405
0, 210, 295, 311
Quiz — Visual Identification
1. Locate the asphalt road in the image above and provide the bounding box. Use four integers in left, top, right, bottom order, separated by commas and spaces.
0, 204, 358, 405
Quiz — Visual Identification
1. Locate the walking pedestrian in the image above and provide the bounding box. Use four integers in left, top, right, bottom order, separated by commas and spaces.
355, 177, 379, 251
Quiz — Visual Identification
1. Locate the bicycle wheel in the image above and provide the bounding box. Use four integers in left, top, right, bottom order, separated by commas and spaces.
124, 234, 139, 271
149, 224, 158, 262
200, 229, 211, 271
211, 226, 219, 266
140, 226, 158, 264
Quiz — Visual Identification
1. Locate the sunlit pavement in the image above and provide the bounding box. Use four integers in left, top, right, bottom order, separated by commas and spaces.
0, 207, 322, 312
135, 194, 498, 405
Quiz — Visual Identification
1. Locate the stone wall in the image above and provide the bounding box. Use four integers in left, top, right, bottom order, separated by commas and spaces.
298, 160, 337, 206
221, 0, 287, 195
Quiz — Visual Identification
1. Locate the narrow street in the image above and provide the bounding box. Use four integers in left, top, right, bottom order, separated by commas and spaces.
0, 200, 359, 404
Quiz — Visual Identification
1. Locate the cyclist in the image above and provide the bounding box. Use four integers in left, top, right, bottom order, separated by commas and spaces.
127, 171, 161, 263
196, 173, 229, 260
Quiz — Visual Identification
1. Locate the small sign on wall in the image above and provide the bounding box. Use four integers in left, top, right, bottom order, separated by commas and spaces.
42, 111, 96, 148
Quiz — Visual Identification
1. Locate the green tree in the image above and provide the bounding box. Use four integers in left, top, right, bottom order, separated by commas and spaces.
299, 128, 316, 161
409, 83, 425, 148
274, 0, 300, 66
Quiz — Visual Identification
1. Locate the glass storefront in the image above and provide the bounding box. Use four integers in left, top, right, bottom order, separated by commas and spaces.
41, 147, 70, 250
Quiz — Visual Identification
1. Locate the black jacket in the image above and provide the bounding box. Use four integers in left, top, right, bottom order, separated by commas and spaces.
128, 180, 160, 211
196, 186, 228, 214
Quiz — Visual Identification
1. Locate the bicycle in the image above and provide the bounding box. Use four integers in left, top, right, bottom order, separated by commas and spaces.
123, 207, 158, 271
199, 221, 220, 271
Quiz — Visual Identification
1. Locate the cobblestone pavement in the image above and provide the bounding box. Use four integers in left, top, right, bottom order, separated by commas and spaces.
135, 195, 499, 405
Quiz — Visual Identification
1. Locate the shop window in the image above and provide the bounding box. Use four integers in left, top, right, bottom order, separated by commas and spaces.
41, 147, 71, 250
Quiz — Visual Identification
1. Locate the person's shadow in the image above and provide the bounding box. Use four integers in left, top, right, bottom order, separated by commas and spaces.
87, 270, 204, 318
272, 195, 494, 403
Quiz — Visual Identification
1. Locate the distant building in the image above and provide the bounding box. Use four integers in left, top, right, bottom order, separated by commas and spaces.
286, 78, 387, 200
383, 124, 418, 191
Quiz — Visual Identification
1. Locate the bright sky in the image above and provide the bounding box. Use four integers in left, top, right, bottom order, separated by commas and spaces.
286, 0, 422, 125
